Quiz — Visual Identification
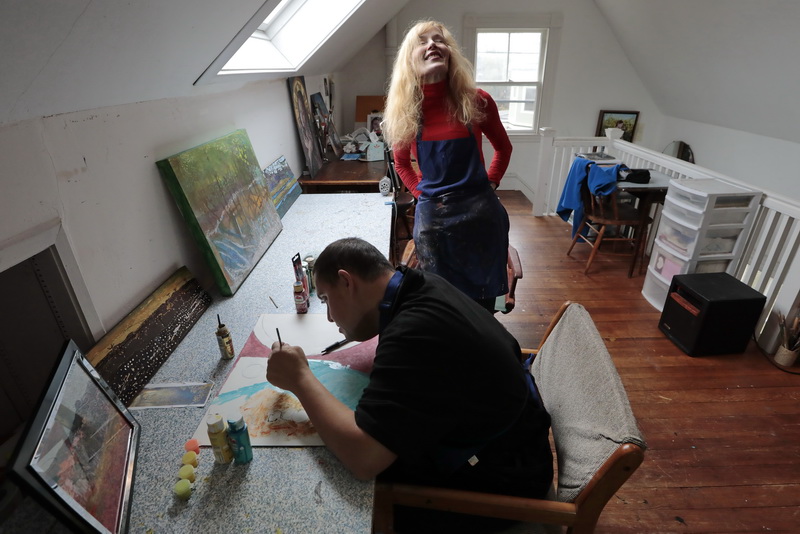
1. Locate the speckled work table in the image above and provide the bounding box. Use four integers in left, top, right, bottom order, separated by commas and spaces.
127, 193, 392, 533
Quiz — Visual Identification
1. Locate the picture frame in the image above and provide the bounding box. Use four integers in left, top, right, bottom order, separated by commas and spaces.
9, 340, 140, 534
288, 76, 324, 177
595, 110, 640, 142
310, 92, 344, 158
367, 112, 383, 136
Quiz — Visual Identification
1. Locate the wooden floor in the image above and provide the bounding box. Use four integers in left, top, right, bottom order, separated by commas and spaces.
401, 191, 800, 533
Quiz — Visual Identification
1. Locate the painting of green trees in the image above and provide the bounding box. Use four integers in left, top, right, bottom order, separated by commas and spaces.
157, 130, 282, 296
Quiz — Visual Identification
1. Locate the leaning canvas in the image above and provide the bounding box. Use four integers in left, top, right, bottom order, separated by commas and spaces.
263, 155, 301, 218
157, 130, 282, 296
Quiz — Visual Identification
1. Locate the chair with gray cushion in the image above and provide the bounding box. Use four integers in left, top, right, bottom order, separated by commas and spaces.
373, 302, 646, 534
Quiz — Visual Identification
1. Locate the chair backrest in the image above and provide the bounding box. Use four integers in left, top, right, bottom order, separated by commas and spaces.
531, 303, 646, 503
399, 240, 522, 313
386, 149, 402, 193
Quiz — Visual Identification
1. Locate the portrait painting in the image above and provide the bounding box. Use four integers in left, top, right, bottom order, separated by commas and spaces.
310, 92, 344, 158
288, 76, 324, 177
595, 110, 640, 142
156, 129, 283, 296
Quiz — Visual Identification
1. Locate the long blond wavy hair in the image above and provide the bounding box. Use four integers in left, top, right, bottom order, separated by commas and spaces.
382, 20, 484, 147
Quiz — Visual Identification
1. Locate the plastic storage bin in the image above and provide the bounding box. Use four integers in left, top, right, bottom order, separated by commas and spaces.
697, 227, 742, 256
663, 196, 704, 227
650, 241, 689, 280
657, 211, 700, 256
642, 266, 671, 311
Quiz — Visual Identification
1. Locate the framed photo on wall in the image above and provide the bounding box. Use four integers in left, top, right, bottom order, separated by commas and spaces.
595, 110, 640, 142
9, 340, 140, 534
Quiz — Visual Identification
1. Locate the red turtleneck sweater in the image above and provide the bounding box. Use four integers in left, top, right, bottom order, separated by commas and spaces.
393, 80, 512, 198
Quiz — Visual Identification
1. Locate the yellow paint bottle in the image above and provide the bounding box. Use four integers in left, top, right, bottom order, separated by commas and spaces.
206, 413, 234, 464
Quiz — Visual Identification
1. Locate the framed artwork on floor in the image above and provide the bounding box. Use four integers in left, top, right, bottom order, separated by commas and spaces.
9, 340, 140, 534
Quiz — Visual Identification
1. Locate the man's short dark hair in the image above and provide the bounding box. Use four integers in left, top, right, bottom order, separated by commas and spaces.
314, 238, 394, 285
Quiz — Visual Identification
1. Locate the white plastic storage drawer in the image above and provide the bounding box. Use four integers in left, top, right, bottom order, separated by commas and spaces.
706, 207, 751, 225
667, 180, 710, 210
712, 195, 756, 209
697, 227, 743, 256
650, 241, 690, 279
662, 196, 703, 227
668, 178, 759, 210
656, 211, 700, 257
642, 267, 671, 311
693, 257, 733, 273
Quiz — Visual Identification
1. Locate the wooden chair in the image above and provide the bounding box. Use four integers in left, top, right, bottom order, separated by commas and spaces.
373, 302, 646, 534
566, 182, 652, 277
399, 240, 523, 314
386, 150, 415, 241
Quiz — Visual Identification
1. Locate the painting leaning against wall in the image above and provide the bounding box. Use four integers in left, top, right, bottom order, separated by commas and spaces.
263, 155, 301, 218
156, 129, 282, 296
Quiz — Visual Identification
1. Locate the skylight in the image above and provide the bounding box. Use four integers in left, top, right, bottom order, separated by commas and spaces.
195, 0, 363, 84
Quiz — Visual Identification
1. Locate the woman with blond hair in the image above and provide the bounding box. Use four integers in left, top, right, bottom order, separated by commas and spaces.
383, 20, 513, 313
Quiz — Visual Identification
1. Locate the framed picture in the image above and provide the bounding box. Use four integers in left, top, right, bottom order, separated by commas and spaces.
288, 76, 324, 177
310, 92, 344, 158
9, 340, 140, 534
263, 155, 301, 218
156, 129, 283, 296
595, 110, 640, 142
367, 112, 383, 136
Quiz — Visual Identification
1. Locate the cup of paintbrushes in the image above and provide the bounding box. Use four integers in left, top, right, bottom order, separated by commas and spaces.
774, 312, 799, 366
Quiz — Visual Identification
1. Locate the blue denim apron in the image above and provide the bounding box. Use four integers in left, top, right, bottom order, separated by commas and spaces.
413, 128, 509, 300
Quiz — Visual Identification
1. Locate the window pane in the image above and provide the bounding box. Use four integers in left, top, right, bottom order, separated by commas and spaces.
478, 84, 536, 131
476, 33, 509, 81
508, 33, 540, 82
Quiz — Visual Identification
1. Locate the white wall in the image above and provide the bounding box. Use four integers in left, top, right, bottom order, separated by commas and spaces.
334, 0, 663, 200
654, 117, 800, 201
337, 28, 391, 135
0, 78, 315, 334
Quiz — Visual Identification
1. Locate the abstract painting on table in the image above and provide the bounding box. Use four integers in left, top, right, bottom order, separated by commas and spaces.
263, 156, 301, 218
288, 76, 324, 177
157, 130, 282, 296
192, 357, 369, 447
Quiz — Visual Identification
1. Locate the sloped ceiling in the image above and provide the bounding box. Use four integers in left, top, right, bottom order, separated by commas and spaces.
4, 0, 799, 146
595, 0, 800, 144
0, 0, 407, 127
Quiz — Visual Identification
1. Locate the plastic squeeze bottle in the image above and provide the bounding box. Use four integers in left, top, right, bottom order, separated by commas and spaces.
227, 415, 253, 464
216, 314, 235, 360
206, 413, 234, 464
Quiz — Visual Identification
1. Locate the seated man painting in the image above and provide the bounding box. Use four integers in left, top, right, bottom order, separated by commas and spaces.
266, 237, 552, 532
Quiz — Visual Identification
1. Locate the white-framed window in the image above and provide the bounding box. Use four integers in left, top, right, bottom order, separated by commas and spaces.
195, 0, 363, 84
463, 13, 562, 135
